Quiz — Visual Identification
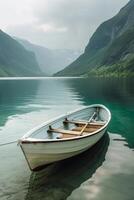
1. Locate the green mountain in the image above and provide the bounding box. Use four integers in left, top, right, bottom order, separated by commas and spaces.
0, 30, 42, 77
55, 0, 134, 77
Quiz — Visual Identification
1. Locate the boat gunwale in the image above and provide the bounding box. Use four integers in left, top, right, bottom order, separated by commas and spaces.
21, 126, 107, 144
20, 104, 111, 144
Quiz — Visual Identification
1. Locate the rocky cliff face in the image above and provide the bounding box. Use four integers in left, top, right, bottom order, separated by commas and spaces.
56, 0, 134, 77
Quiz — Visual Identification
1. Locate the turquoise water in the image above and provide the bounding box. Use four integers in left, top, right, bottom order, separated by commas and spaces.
0, 77, 134, 200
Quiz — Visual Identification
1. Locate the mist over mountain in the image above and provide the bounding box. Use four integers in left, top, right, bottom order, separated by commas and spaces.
0, 30, 42, 77
17, 38, 82, 76
56, 0, 134, 77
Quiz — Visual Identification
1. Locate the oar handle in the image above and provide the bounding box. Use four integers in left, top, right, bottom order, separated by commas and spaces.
80, 112, 96, 136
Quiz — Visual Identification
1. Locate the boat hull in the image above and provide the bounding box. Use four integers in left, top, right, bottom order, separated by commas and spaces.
21, 127, 106, 171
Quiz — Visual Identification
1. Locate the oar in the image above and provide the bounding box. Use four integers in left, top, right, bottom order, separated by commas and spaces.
80, 112, 96, 136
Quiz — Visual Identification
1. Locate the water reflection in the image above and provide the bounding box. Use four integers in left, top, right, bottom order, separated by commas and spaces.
0, 78, 83, 144
0, 78, 83, 128
25, 133, 109, 200
64, 78, 134, 106
0, 80, 40, 126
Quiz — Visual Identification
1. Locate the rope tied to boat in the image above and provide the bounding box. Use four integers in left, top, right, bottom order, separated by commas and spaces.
0, 140, 18, 147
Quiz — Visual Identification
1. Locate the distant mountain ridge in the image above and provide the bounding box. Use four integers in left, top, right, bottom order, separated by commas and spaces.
0, 30, 42, 77
56, 0, 134, 77
17, 38, 82, 75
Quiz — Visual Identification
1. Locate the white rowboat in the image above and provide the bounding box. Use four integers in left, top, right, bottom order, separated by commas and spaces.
19, 104, 111, 171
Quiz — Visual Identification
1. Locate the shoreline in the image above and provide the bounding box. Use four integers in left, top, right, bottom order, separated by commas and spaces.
0, 76, 82, 80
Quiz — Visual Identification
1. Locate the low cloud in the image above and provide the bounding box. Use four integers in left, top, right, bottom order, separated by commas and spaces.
5, 0, 129, 49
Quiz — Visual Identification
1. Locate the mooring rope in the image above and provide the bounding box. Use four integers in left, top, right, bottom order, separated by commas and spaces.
0, 140, 18, 147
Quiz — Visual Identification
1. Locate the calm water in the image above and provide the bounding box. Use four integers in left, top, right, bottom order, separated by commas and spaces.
0, 77, 134, 200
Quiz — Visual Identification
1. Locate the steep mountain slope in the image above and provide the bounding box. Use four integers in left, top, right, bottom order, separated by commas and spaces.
17, 38, 81, 75
0, 30, 42, 77
56, 0, 134, 77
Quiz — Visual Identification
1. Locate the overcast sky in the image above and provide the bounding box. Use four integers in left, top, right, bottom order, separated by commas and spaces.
0, 0, 129, 50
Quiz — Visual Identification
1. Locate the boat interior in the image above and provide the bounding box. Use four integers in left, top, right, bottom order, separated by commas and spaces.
47, 118, 105, 139
29, 106, 108, 140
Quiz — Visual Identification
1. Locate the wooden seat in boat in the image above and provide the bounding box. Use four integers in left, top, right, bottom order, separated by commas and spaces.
47, 127, 80, 136
57, 133, 75, 139
63, 118, 105, 126
72, 126, 100, 133
58, 126, 99, 139
77, 124, 103, 129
